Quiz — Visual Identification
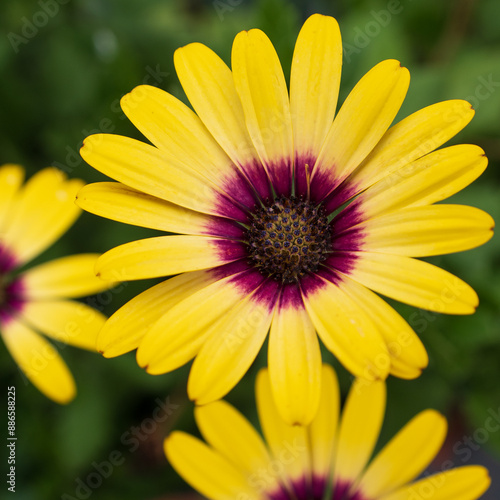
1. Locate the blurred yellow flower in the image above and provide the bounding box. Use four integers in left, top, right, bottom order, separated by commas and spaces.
166, 365, 491, 500
0, 165, 113, 403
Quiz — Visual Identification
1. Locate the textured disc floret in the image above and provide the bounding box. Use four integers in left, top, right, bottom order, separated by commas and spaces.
246, 196, 332, 283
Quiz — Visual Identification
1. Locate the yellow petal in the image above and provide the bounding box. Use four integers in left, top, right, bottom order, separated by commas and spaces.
137, 272, 259, 374
349, 252, 479, 314
98, 271, 215, 357
188, 286, 276, 404
120, 85, 255, 208
22, 254, 115, 300
1, 318, 76, 404
76, 182, 215, 235
339, 275, 428, 379
359, 410, 447, 498
347, 100, 475, 192
80, 134, 247, 220
301, 274, 389, 380
313, 60, 410, 196
165, 432, 260, 500
354, 144, 488, 220
357, 205, 494, 257
290, 14, 342, 159
380, 466, 490, 500
20, 300, 107, 351
174, 43, 264, 178
2, 168, 83, 264
268, 286, 322, 425
334, 378, 386, 485
195, 401, 275, 482
0, 164, 25, 234
232, 29, 294, 195
308, 364, 340, 478
96, 235, 244, 281
256, 368, 311, 485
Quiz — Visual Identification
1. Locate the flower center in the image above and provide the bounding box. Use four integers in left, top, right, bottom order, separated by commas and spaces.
246, 196, 331, 284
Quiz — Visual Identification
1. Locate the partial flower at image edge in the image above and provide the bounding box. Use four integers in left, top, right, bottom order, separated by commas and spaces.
0, 164, 116, 403
165, 364, 491, 500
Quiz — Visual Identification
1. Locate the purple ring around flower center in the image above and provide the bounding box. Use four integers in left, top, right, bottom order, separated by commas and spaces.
267, 476, 370, 500
0, 244, 25, 327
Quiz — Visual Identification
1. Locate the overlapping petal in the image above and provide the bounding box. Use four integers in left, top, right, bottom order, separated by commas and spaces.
98, 270, 215, 357
301, 273, 389, 380
344, 99, 475, 194
121, 85, 258, 209
352, 205, 494, 257
339, 144, 488, 226
77, 182, 215, 235
80, 134, 248, 221
188, 281, 278, 405
195, 401, 274, 480
349, 252, 478, 314
165, 432, 261, 500
232, 28, 294, 196
137, 269, 265, 374
338, 275, 428, 379
256, 369, 310, 486
174, 43, 271, 199
312, 60, 410, 199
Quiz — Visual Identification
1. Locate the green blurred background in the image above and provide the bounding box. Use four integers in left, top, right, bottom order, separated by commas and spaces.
1, 0, 499, 498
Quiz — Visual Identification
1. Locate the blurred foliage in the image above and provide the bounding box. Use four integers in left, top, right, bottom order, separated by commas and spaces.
0, 0, 499, 498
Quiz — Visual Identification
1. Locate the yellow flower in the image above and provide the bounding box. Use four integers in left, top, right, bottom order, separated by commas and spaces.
0, 165, 113, 403
77, 14, 493, 424
165, 364, 491, 500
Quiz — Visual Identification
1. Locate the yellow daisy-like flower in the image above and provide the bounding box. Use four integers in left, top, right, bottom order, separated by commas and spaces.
77, 14, 493, 424
0, 164, 113, 403
165, 365, 491, 500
